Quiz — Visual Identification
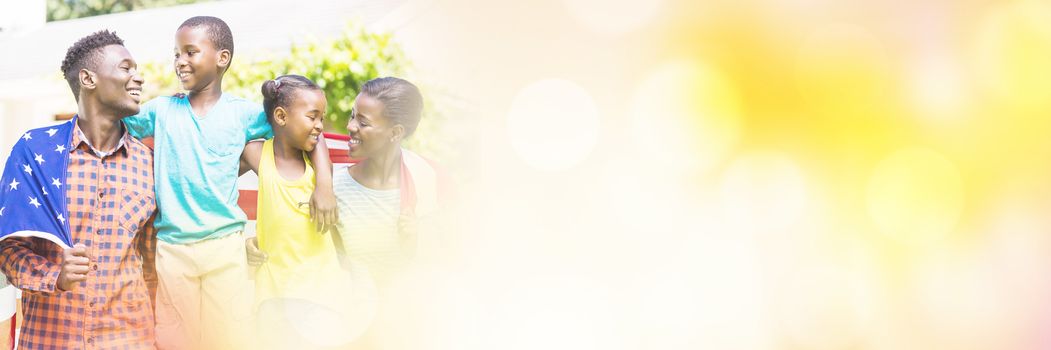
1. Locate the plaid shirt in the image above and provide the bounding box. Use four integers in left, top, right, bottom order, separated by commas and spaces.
0, 123, 157, 349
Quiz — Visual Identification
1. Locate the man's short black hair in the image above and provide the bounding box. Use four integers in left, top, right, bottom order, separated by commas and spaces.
178, 16, 234, 65
60, 30, 124, 100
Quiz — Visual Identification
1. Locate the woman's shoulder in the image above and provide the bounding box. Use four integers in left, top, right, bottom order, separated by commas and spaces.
332, 164, 357, 190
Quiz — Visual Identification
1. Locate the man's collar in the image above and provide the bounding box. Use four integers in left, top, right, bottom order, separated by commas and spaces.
70, 117, 130, 158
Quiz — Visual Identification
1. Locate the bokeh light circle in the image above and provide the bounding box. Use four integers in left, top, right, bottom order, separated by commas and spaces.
629, 59, 742, 175
719, 151, 808, 232
866, 148, 964, 245
506, 79, 600, 172
563, 0, 663, 35
795, 24, 891, 118
974, 1, 1051, 106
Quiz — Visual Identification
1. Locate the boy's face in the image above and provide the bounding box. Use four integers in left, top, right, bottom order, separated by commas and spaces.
88, 45, 144, 118
346, 94, 396, 158
275, 89, 326, 152
174, 26, 227, 92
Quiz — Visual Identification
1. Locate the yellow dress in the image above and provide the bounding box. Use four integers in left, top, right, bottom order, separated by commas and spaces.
254, 139, 349, 309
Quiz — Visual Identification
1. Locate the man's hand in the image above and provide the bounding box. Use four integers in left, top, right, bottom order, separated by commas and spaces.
57, 244, 90, 291
310, 186, 338, 234
246, 237, 268, 267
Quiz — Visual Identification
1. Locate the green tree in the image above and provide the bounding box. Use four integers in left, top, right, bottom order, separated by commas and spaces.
48, 0, 210, 22
138, 23, 452, 160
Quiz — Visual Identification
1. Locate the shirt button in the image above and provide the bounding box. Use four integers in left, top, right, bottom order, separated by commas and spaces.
91, 264, 97, 271
99, 191, 105, 198
87, 337, 94, 344
89, 301, 95, 307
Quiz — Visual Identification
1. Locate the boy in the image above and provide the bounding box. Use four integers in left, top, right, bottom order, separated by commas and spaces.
0, 29, 157, 349
123, 16, 336, 350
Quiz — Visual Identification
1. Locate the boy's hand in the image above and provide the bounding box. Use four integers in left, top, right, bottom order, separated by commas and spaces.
57, 244, 90, 291
310, 186, 338, 234
245, 237, 268, 267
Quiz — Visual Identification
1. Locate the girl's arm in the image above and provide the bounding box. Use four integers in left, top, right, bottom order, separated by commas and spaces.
307, 140, 337, 233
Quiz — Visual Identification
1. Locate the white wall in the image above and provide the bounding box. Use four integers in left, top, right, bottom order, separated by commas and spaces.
0, 80, 75, 174
0, 0, 45, 38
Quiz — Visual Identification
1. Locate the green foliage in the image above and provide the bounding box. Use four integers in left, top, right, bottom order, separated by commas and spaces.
138, 23, 450, 160
47, 0, 210, 22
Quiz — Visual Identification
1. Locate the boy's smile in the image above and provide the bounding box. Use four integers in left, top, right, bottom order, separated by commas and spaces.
174, 26, 225, 92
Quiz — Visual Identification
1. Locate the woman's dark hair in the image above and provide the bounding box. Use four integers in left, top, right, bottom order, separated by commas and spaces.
260, 75, 321, 123
360, 77, 424, 136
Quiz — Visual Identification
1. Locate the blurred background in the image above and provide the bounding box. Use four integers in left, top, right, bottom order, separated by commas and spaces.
4, 0, 1051, 348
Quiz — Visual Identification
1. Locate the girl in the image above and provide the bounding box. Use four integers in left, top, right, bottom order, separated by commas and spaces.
241, 75, 354, 349
246, 76, 449, 348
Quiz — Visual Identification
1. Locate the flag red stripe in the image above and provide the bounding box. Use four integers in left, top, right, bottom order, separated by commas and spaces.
238, 190, 259, 220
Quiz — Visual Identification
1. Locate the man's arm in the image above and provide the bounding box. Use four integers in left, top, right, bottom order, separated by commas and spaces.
0, 238, 60, 293
0, 239, 88, 294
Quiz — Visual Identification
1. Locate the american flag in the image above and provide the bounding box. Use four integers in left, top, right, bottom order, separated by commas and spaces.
0, 119, 75, 249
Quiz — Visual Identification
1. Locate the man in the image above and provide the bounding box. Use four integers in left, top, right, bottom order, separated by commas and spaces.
0, 29, 157, 349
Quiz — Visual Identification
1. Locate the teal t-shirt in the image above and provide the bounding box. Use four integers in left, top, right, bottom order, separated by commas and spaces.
124, 93, 272, 244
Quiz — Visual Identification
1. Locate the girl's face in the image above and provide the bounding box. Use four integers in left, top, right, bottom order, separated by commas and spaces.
275, 89, 326, 152
347, 94, 396, 158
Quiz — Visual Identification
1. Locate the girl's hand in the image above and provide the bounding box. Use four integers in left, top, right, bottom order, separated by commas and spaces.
245, 237, 268, 267
310, 186, 338, 234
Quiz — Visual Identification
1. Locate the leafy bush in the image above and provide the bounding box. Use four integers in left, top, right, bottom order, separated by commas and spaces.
138, 23, 450, 159
48, 0, 211, 22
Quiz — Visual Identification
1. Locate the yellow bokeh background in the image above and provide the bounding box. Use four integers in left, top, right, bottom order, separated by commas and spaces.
389, 0, 1051, 348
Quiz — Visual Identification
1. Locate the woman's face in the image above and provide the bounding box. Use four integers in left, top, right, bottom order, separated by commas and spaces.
347, 93, 396, 158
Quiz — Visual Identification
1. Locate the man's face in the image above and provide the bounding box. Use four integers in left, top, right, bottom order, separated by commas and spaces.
91, 45, 143, 118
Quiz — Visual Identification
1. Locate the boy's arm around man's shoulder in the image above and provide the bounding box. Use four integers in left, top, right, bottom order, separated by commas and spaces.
122, 96, 162, 139
239, 140, 264, 176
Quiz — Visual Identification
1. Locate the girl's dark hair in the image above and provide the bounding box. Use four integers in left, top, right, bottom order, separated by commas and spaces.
360, 77, 424, 136
260, 75, 321, 123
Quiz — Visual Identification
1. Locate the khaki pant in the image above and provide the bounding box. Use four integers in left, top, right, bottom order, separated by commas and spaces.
155, 231, 255, 350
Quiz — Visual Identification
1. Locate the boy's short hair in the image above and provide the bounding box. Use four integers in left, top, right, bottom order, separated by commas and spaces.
178, 16, 234, 65
60, 30, 125, 100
